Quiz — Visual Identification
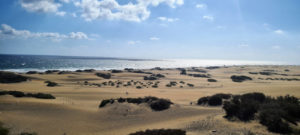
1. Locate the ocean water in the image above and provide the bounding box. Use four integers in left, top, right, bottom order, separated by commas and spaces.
0, 54, 285, 72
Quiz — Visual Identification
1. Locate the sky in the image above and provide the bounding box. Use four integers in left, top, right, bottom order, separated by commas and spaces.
0, 0, 300, 64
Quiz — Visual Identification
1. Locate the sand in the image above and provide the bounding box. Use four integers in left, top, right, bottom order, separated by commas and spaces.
1, 65, 300, 135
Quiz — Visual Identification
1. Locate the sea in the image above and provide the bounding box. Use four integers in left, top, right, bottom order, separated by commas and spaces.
0, 54, 288, 72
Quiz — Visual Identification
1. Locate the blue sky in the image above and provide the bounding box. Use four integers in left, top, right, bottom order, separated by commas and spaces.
0, 0, 300, 63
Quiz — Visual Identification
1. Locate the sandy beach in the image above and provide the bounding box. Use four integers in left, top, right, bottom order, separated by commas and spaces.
1, 65, 300, 135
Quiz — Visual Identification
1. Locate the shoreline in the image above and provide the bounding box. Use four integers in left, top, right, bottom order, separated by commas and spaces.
1, 64, 300, 73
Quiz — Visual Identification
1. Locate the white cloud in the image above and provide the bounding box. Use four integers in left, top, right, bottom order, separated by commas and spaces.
20, 0, 66, 16
203, 15, 214, 21
128, 40, 141, 45
56, 11, 66, 16
272, 45, 281, 49
0, 24, 88, 41
75, 0, 184, 22
195, 4, 206, 9
157, 17, 179, 22
69, 32, 88, 39
274, 29, 284, 35
150, 37, 159, 41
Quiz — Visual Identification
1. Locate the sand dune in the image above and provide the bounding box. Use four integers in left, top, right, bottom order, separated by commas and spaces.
1, 66, 300, 135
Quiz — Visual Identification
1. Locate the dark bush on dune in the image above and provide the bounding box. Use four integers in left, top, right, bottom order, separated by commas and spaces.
111, 70, 123, 73
150, 99, 172, 111
223, 93, 300, 134
100, 96, 172, 111
144, 74, 165, 80
180, 69, 187, 75
45, 70, 59, 74
197, 96, 209, 105
29, 93, 56, 99
95, 73, 111, 79
129, 129, 186, 135
230, 75, 252, 82
8, 91, 26, 97
26, 71, 38, 74
45, 81, 58, 87
207, 79, 217, 82
0, 90, 55, 99
99, 99, 114, 108
0, 122, 9, 135
0, 71, 28, 83
208, 95, 223, 106
197, 93, 232, 106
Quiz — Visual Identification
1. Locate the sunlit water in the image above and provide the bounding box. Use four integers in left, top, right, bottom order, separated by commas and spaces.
0, 54, 287, 72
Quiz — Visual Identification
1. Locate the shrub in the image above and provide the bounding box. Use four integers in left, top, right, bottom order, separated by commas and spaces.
99, 99, 114, 108
26, 71, 38, 74
129, 129, 186, 135
187, 83, 194, 87
241, 92, 266, 103
180, 69, 187, 75
136, 86, 142, 89
45, 81, 58, 87
208, 95, 223, 106
95, 73, 111, 79
30, 93, 55, 99
0, 122, 9, 135
0, 90, 55, 99
231, 75, 252, 82
8, 91, 26, 97
99, 97, 172, 111
111, 70, 123, 73
197, 96, 209, 105
150, 99, 172, 111
144, 76, 157, 80
207, 79, 217, 82
223, 93, 300, 134
0, 71, 28, 83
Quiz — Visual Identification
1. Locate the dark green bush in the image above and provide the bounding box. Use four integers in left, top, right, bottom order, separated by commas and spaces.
111, 70, 123, 73
95, 73, 111, 79
0, 122, 9, 135
223, 93, 300, 134
150, 99, 172, 111
0, 71, 28, 83
99, 99, 114, 108
99, 97, 172, 111
129, 129, 186, 135
207, 79, 217, 82
208, 95, 223, 106
45, 81, 58, 87
197, 96, 209, 105
231, 75, 252, 82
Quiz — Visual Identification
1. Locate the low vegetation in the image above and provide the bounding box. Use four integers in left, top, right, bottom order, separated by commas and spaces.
222, 92, 300, 134
95, 73, 111, 79
0, 90, 55, 99
230, 75, 252, 82
197, 93, 232, 106
0, 122, 9, 135
44, 81, 58, 87
129, 129, 186, 135
207, 78, 217, 82
0, 71, 28, 83
99, 96, 173, 111
144, 74, 165, 80
111, 70, 123, 73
